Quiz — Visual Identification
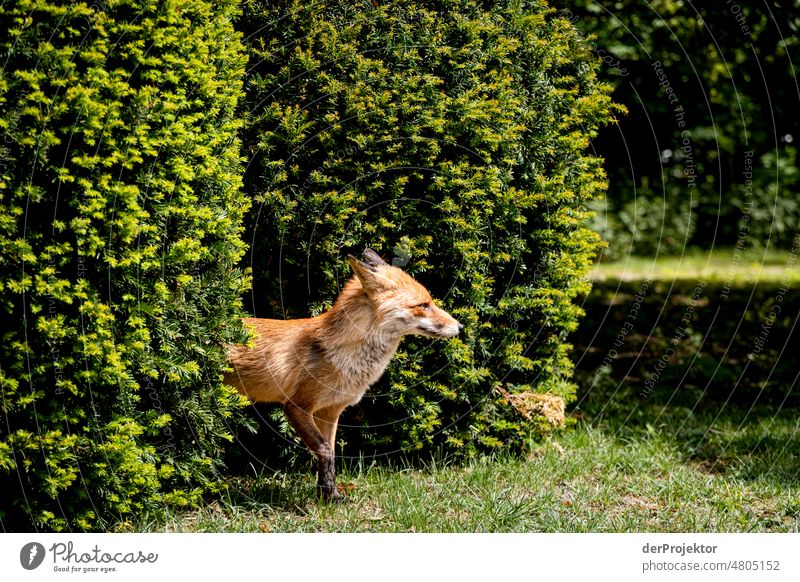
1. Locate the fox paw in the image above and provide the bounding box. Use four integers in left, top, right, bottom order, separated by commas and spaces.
317, 482, 354, 503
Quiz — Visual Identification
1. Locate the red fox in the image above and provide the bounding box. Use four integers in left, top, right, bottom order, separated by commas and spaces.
224, 248, 462, 501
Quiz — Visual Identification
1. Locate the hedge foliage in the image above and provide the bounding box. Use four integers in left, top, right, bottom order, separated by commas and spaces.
0, 0, 250, 530
238, 0, 620, 459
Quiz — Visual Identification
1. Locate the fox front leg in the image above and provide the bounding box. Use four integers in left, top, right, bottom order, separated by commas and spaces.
313, 405, 343, 455
283, 401, 341, 502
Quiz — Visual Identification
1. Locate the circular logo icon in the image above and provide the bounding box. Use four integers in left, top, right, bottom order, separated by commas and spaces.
20, 542, 46, 570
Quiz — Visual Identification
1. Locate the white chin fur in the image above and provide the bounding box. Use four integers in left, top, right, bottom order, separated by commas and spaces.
417, 323, 459, 338
439, 326, 460, 338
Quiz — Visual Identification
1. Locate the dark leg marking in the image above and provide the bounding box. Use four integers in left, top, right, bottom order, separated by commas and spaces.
283, 401, 340, 501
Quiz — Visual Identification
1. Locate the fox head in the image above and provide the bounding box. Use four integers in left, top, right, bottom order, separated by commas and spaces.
347, 248, 463, 339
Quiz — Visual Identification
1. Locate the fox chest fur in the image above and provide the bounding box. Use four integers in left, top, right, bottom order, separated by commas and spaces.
321, 332, 400, 399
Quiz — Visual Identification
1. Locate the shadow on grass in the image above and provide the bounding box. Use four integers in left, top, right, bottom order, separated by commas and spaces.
571, 274, 800, 488
221, 470, 320, 514
573, 368, 800, 487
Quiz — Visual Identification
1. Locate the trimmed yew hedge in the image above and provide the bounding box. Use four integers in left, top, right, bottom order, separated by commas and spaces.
0, 0, 251, 530
237, 0, 620, 459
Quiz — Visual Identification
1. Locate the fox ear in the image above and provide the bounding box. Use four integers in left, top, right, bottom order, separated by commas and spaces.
348, 254, 388, 294
347, 254, 377, 273
362, 248, 388, 268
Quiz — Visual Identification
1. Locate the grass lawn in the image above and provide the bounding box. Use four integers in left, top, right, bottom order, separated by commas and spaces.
126, 401, 799, 533
589, 246, 800, 284
125, 252, 799, 533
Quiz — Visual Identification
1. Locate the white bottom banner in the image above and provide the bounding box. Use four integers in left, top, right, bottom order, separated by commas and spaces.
2, 533, 797, 581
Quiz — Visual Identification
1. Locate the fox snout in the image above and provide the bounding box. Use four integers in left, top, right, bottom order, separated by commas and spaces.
415, 305, 463, 338
436, 319, 464, 338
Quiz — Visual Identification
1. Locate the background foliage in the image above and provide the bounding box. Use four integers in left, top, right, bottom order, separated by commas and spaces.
0, 0, 251, 531
554, 0, 800, 258
236, 0, 620, 463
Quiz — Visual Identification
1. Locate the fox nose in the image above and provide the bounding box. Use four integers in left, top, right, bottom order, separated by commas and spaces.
457, 322, 464, 334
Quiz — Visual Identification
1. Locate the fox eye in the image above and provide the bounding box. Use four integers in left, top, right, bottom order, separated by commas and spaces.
415, 302, 431, 310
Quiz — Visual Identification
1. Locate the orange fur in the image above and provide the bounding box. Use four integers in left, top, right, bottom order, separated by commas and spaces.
224, 249, 461, 500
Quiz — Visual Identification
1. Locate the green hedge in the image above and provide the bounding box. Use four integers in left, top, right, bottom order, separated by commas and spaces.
237, 0, 620, 460
0, 0, 250, 530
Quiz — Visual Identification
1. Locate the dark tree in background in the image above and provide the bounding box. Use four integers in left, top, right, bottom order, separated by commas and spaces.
554, 0, 800, 257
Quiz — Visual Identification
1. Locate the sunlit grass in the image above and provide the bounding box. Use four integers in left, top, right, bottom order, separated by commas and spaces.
127, 408, 799, 533
590, 246, 800, 284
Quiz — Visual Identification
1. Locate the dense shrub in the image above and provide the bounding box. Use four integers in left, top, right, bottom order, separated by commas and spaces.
237, 0, 620, 460
0, 1, 250, 530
